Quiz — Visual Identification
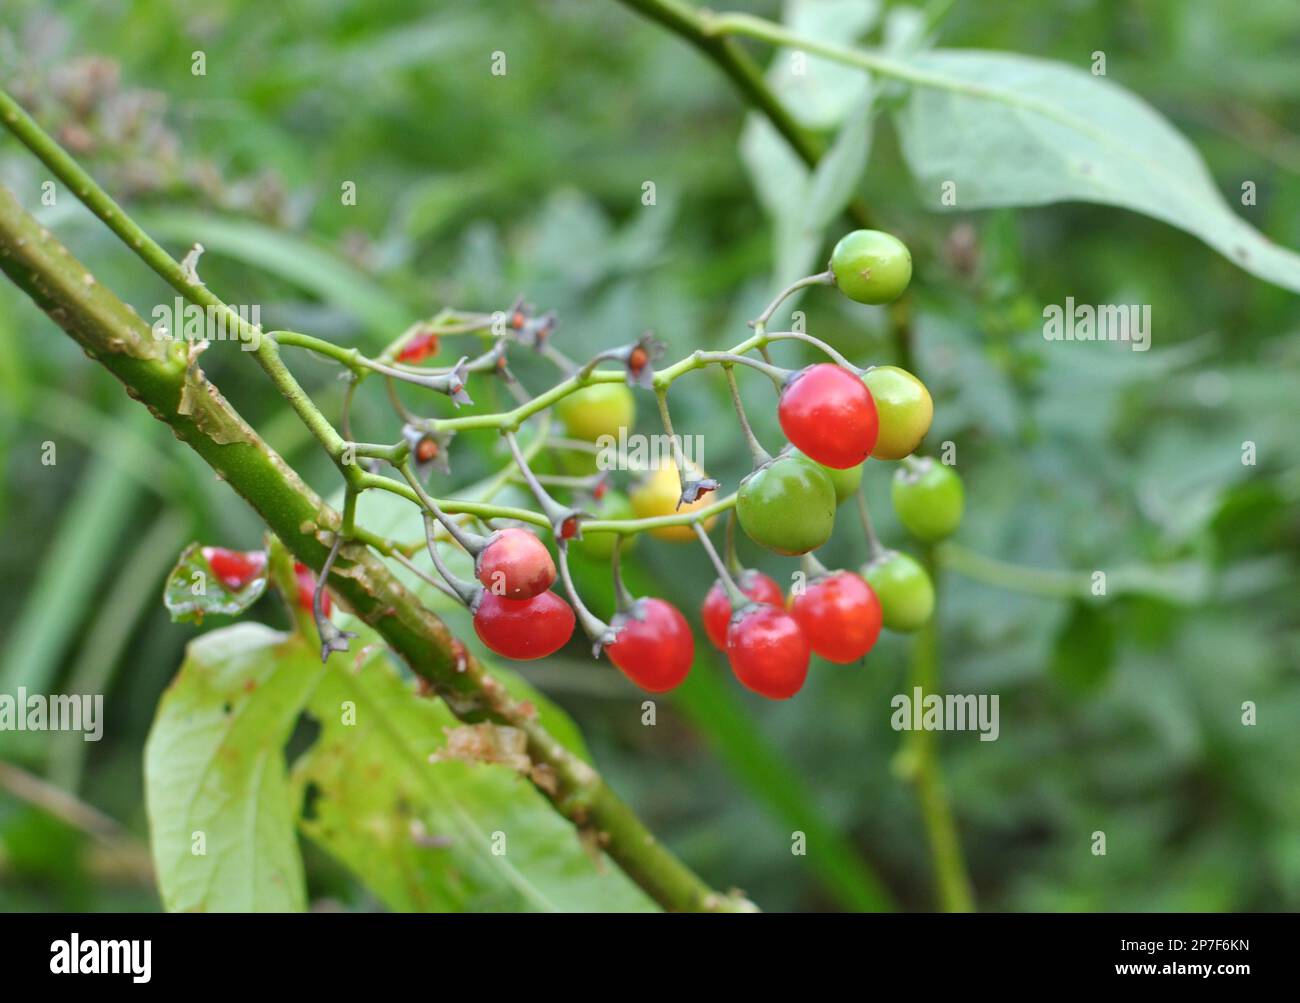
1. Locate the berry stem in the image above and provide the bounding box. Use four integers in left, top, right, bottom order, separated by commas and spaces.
764, 330, 859, 372
722, 364, 772, 468
390, 550, 462, 603
723, 510, 743, 576
653, 387, 692, 498
855, 486, 887, 560
503, 429, 578, 536
800, 551, 831, 579
692, 522, 749, 609
700, 350, 789, 389
314, 527, 359, 661
609, 536, 636, 612
554, 541, 614, 649
750, 269, 834, 328
398, 462, 489, 554
421, 513, 481, 608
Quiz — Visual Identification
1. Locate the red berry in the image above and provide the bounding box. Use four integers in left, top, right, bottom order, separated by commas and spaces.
725, 604, 810, 700
789, 571, 882, 664
294, 560, 332, 617
201, 547, 266, 591
397, 330, 440, 364
778, 363, 878, 469
473, 591, 575, 661
701, 570, 783, 649
475, 528, 556, 600
606, 598, 694, 692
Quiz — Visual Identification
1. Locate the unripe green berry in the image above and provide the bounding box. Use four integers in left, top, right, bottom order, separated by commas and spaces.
555, 383, 636, 442
861, 550, 934, 632
737, 454, 836, 556
789, 447, 862, 505
829, 230, 912, 305
862, 365, 932, 460
892, 458, 964, 542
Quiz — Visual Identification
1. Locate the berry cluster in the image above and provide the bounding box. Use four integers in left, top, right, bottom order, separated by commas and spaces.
196, 230, 964, 700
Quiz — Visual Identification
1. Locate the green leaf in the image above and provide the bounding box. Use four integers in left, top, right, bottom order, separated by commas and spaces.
290, 648, 656, 912
892, 50, 1300, 292
144, 623, 315, 912
769, 0, 879, 128
162, 543, 268, 623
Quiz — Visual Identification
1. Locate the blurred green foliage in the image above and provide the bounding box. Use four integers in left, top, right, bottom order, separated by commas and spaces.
1, 0, 1297, 912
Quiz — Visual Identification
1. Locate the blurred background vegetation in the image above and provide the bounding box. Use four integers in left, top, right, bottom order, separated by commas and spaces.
1, 0, 1298, 912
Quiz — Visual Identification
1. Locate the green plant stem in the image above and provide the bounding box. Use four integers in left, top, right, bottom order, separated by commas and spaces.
901, 549, 974, 912
764, 331, 858, 371
613, 0, 830, 171
0, 183, 753, 914
752, 270, 833, 327
610, 0, 916, 372
936, 542, 1097, 599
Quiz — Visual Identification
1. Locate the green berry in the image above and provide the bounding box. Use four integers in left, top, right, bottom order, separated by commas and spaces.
892, 458, 964, 542
737, 454, 836, 556
862, 365, 932, 460
555, 383, 636, 442
789, 447, 862, 505
861, 550, 934, 632
830, 230, 912, 305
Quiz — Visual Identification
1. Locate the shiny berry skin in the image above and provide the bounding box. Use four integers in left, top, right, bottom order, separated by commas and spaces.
829, 229, 912, 305
475, 527, 556, 599
862, 366, 932, 460
892, 459, 964, 542
397, 330, 440, 364
555, 383, 636, 442
778, 364, 878, 469
725, 604, 810, 700
294, 560, 331, 617
573, 490, 637, 561
701, 569, 784, 649
629, 461, 716, 542
789, 571, 882, 663
860, 551, 934, 633
201, 547, 266, 591
473, 590, 575, 660
737, 453, 836, 556
606, 598, 694, 692
789, 447, 862, 505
